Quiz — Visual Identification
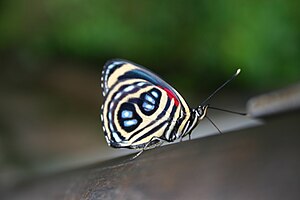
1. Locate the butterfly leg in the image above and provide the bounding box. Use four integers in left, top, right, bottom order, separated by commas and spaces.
132, 150, 144, 160
180, 133, 192, 142
131, 137, 165, 160
188, 133, 192, 140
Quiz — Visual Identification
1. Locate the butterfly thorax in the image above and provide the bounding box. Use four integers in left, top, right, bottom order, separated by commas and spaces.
180, 105, 208, 138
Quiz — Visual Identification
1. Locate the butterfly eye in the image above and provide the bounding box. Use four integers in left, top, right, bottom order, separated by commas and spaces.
197, 107, 203, 116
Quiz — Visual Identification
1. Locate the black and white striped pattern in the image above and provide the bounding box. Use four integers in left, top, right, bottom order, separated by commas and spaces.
100, 59, 207, 149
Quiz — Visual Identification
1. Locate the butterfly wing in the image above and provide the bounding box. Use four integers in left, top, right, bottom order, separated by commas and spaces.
100, 59, 192, 149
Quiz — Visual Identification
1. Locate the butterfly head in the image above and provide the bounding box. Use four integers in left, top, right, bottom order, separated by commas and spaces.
195, 104, 209, 121
180, 105, 209, 138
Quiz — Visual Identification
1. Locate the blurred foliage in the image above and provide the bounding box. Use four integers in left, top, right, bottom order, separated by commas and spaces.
0, 0, 300, 189
0, 0, 299, 91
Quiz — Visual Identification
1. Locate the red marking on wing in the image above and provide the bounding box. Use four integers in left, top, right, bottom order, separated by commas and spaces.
160, 87, 179, 106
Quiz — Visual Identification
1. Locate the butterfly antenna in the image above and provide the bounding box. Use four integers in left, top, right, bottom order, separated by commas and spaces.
208, 106, 248, 116
201, 69, 241, 106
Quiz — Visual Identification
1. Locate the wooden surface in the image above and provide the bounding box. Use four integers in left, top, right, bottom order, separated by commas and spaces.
4, 110, 300, 200
247, 83, 300, 118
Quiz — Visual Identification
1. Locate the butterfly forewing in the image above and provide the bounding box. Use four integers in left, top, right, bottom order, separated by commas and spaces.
101, 59, 192, 149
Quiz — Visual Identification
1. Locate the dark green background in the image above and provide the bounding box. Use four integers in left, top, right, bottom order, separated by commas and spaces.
0, 0, 299, 192
1, 0, 299, 90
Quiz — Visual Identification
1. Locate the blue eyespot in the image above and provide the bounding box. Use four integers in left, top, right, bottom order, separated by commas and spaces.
117, 102, 142, 132
151, 91, 159, 98
138, 88, 161, 116
121, 110, 133, 118
145, 94, 155, 104
124, 119, 138, 127
142, 102, 155, 111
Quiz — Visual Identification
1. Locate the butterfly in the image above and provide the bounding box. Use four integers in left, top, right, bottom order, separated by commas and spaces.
100, 59, 241, 155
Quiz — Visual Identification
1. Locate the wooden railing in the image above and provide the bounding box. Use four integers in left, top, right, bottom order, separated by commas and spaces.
4, 84, 300, 200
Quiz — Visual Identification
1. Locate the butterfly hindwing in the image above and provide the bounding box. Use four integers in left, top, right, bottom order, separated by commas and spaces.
100, 59, 192, 149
